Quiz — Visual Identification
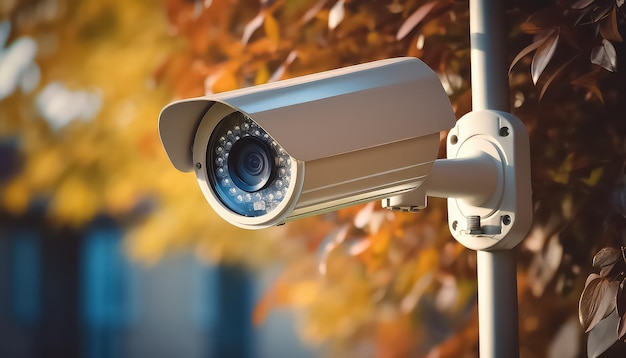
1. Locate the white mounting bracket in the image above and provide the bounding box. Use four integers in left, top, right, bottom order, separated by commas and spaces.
383, 110, 532, 251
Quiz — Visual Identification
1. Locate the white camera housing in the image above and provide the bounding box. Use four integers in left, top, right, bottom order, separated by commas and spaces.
159, 57, 456, 229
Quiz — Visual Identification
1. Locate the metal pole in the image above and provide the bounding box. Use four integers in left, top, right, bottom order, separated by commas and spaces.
469, 0, 520, 357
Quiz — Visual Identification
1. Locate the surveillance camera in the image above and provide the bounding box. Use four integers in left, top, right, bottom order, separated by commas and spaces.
158, 57, 456, 229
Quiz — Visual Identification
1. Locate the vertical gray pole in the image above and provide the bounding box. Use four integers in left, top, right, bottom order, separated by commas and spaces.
469, 0, 521, 357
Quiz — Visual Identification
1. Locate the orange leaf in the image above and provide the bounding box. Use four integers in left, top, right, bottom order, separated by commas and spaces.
587, 83, 605, 103
252, 276, 291, 325
212, 70, 239, 93
264, 12, 280, 46
599, 8, 623, 42
519, 21, 545, 35
571, 68, 602, 87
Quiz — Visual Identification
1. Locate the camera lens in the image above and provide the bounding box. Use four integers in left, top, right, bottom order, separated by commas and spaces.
207, 112, 292, 217
228, 137, 276, 192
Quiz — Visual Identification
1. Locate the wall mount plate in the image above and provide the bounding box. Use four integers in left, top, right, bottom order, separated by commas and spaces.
446, 110, 532, 251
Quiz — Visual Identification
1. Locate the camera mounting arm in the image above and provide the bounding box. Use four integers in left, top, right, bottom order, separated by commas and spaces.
383, 109, 532, 251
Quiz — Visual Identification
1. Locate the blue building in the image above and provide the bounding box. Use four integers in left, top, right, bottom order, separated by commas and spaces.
0, 213, 316, 358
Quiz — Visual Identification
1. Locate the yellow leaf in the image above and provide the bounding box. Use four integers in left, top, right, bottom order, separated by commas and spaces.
264, 13, 280, 46
254, 65, 270, 85
1, 177, 30, 215
414, 247, 440, 278
549, 153, 573, 185
104, 176, 137, 215
581, 167, 604, 186
212, 70, 239, 93
49, 175, 99, 227
289, 281, 320, 307
26, 148, 64, 190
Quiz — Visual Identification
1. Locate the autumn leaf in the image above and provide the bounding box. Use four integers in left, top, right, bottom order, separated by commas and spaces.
539, 55, 578, 99
264, 12, 280, 46
395, 1, 439, 41
591, 38, 618, 72
618, 278, 626, 339
599, 8, 623, 42
509, 29, 556, 76
579, 274, 618, 332
593, 247, 621, 268
242, 12, 265, 44
590, 2, 614, 23
549, 152, 573, 185
571, 0, 595, 9
588, 309, 620, 358
532, 30, 559, 84
299, 0, 328, 25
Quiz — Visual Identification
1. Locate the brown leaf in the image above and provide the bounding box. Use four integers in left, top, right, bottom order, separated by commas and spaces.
396, 1, 439, 41
570, 68, 602, 87
591, 2, 615, 23
540, 55, 578, 99
268, 50, 297, 82
571, 0, 595, 9
587, 83, 605, 103
591, 39, 617, 72
519, 21, 545, 35
600, 262, 619, 278
588, 309, 620, 358
532, 30, 559, 84
570, 69, 605, 103
299, 0, 328, 25
618, 278, 626, 338
579, 274, 618, 332
242, 12, 265, 45
509, 30, 554, 75
593, 247, 621, 268
599, 8, 623, 42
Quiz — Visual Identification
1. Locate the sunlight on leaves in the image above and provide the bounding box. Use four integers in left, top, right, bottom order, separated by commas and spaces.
591, 39, 617, 72
396, 1, 438, 41
579, 274, 618, 333
328, 0, 345, 30
532, 30, 559, 84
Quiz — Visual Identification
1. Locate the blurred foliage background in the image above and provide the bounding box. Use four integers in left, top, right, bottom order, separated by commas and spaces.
1, 0, 625, 357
